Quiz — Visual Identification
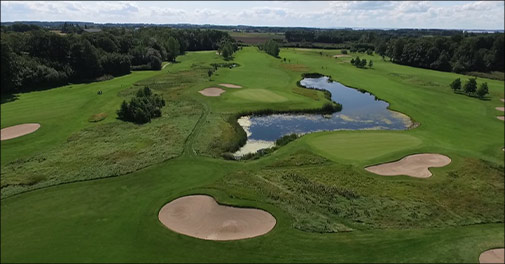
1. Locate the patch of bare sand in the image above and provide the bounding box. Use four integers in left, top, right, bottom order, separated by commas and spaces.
479, 248, 504, 264
365, 153, 451, 178
158, 195, 276, 241
501, 98, 504, 102
199, 87, 225, 97
497, 116, 504, 121
1, 123, 41, 141
496, 107, 504, 112
219, 83, 242, 88
333, 54, 351, 58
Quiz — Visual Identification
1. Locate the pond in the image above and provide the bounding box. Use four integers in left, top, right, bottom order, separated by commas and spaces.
233, 76, 412, 157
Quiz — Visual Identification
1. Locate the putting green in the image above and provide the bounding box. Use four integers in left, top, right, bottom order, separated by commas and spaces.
231, 89, 288, 103
305, 132, 423, 161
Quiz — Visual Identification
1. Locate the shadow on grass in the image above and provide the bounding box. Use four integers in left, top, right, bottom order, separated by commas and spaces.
1, 93, 19, 104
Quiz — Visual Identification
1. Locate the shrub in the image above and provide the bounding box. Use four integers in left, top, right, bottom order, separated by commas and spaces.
117, 86, 165, 124
275, 134, 299, 146
450, 78, 461, 92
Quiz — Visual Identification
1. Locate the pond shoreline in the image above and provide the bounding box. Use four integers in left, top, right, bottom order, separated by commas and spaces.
229, 73, 414, 159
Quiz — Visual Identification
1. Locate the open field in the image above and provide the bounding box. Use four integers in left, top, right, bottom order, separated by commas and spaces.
1, 47, 503, 262
228, 31, 285, 45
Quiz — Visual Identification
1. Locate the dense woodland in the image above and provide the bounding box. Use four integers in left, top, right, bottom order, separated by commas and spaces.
285, 29, 504, 74
1, 23, 234, 94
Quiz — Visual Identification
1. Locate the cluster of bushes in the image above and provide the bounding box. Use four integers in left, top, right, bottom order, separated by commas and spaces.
117, 87, 166, 124
350, 57, 373, 68
1, 24, 236, 94
260, 39, 280, 57
450, 77, 489, 98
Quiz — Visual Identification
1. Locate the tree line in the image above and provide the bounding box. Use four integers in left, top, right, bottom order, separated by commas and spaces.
1, 24, 235, 94
380, 34, 504, 73
259, 39, 280, 57
449, 77, 489, 99
284, 29, 504, 74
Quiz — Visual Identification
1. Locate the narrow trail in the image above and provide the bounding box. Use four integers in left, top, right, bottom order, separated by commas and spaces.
181, 99, 209, 158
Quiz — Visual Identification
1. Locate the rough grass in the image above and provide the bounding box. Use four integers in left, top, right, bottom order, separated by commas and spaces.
88, 112, 108, 122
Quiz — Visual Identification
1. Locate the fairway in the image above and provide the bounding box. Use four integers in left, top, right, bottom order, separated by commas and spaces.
1, 46, 503, 263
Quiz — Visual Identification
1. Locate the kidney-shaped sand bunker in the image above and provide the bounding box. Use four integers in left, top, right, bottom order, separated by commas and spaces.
158, 195, 276, 241
365, 153, 451, 178
1, 123, 41, 141
479, 248, 504, 264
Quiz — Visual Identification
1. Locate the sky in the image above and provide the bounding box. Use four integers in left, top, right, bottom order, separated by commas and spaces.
1, 1, 504, 30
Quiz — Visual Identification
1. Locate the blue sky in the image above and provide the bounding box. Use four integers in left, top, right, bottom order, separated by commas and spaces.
1, 1, 504, 29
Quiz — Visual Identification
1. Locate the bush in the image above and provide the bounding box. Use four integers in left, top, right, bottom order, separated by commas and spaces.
117, 86, 165, 124
275, 134, 299, 146
450, 78, 461, 92
321, 102, 341, 113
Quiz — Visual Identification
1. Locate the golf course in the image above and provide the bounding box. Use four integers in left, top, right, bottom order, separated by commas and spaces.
1, 46, 504, 262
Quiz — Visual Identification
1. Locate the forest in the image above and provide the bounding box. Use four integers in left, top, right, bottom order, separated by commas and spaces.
285, 29, 504, 74
1, 24, 235, 94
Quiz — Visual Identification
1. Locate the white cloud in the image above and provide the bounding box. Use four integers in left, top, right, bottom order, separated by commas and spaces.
0, 1, 503, 29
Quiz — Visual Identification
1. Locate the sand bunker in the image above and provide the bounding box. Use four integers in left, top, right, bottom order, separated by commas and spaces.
1, 123, 41, 141
496, 107, 504, 112
365, 153, 451, 178
158, 195, 276, 240
219, 83, 242, 88
497, 116, 504, 121
199, 87, 225, 97
479, 248, 504, 264
333, 54, 351, 58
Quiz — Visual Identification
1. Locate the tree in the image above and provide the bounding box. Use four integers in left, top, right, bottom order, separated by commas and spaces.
263, 39, 280, 57
463, 78, 477, 95
476, 82, 489, 98
220, 41, 234, 60
167, 37, 180, 62
360, 59, 367, 68
450, 78, 461, 92
368, 60, 373, 68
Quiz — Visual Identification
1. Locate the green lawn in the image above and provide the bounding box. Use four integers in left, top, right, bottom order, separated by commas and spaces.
1, 47, 503, 263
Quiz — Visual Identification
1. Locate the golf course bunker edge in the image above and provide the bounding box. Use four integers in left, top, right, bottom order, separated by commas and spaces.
1, 123, 41, 141
158, 195, 276, 241
219, 83, 242, 88
365, 153, 451, 178
199, 87, 225, 97
479, 248, 504, 263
